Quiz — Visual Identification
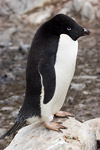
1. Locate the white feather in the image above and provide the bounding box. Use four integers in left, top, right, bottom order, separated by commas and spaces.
40, 34, 78, 123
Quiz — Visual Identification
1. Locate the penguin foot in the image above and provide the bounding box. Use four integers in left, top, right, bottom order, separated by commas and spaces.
45, 121, 67, 132
55, 111, 74, 118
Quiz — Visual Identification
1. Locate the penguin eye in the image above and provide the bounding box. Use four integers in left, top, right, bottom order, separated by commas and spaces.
67, 27, 71, 31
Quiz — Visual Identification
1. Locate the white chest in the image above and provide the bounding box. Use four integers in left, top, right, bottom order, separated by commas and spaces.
41, 34, 78, 123
56, 34, 78, 72
52, 34, 78, 110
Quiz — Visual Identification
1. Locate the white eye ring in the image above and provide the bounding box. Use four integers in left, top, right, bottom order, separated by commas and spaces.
67, 27, 71, 31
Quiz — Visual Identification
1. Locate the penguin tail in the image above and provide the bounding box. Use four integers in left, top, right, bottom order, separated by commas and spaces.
0, 121, 26, 139
97, 140, 100, 148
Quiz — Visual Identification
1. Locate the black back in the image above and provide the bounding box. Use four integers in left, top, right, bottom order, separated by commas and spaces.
17, 20, 59, 121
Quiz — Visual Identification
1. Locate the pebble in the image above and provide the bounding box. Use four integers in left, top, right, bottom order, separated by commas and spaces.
74, 75, 97, 80
67, 96, 74, 104
0, 128, 6, 135
19, 40, 29, 53
82, 97, 97, 104
1, 106, 14, 111
5, 95, 24, 102
71, 83, 86, 91
83, 91, 91, 95
75, 103, 86, 109
11, 109, 19, 117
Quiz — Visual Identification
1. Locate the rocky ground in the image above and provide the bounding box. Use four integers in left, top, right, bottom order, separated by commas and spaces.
0, 0, 100, 149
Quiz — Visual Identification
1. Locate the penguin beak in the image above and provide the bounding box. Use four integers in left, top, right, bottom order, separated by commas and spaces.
83, 28, 90, 35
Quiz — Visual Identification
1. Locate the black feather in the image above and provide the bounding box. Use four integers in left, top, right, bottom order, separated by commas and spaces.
0, 121, 26, 139
97, 140, 100, 148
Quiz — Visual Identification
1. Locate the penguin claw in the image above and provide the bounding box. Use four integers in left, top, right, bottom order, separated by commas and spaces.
59, 129, 63, 133
45, 122, 67, 132
57, 121, 62, 124
55, 111, 74, 118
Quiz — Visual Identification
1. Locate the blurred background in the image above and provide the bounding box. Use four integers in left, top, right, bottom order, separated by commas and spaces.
0, 0, 100, 149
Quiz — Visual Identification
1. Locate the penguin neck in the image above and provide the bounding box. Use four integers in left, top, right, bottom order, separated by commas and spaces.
56, 34, 78, 63
60, 34, 78, 45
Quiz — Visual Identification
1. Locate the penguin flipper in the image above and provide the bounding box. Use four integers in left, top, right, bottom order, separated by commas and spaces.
0, 121, 26, 139
39, 56, 56, 104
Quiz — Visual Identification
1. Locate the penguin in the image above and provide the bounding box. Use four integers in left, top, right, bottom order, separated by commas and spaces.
0, 14, 90, 139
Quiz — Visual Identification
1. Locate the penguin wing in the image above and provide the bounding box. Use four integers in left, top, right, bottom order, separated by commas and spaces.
39, 55, 56, 104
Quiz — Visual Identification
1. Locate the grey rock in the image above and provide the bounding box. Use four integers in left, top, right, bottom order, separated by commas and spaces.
81, 2, 95, 21
83, 91, 90, 95
71, 83, 86, 91
75, 103, 86, 109
5, 95, 24, 102
0, 129, 8, 150
0, 27, 17, 45
1, 106, 14, 111
74, 75, 97, 80
84, 118, 100, 140
6, 0, 51, 14
67, 96, 74, 104
5, 117, 97, 150
88, 0, 98, 5
0, 128, 6, 135
11, 109, 19, 117
85, 97, 97, 104
96, 10, 100, 20
19, 41, 29, 53
72, 0, 84, 12
27, 6, 53, 25
58, 1, 73, 16
0, 100, 5, 104
0, 1, 11, 16
9, 46, 19, 51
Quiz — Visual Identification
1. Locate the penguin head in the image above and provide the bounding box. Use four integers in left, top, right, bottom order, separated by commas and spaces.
46, 14, 90, 41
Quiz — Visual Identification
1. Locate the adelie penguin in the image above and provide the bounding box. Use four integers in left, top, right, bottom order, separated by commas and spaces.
0, 14, 90, 139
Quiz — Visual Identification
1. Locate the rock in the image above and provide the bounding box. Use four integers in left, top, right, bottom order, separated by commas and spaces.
4, 117, 98, 150
58, 8, 69, 15
88, 0, 99, 5
72, 0, 84, 12
27, 6, 53, 25
6, 0, 51, 14
67, 96, 74, 104
0, 128, 8, 150
0, 1, 11, 16
71, 83, 86, 91
58, 1, 73, 16
18, 40, 29, 53
81, 97, 97, 104
1, 106, 14, 111
84, 118, 100, 140
11, 109, 19, 117
74, 75, 97, 80
83, 91, 90, 95
96, 10, 100, 20
75, 103, 86, 109
0, 27, 17, 45
0, 129, 6, 136
81, 2, 95, 21
5, 95, 24, 102
72, 0, 96, 21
